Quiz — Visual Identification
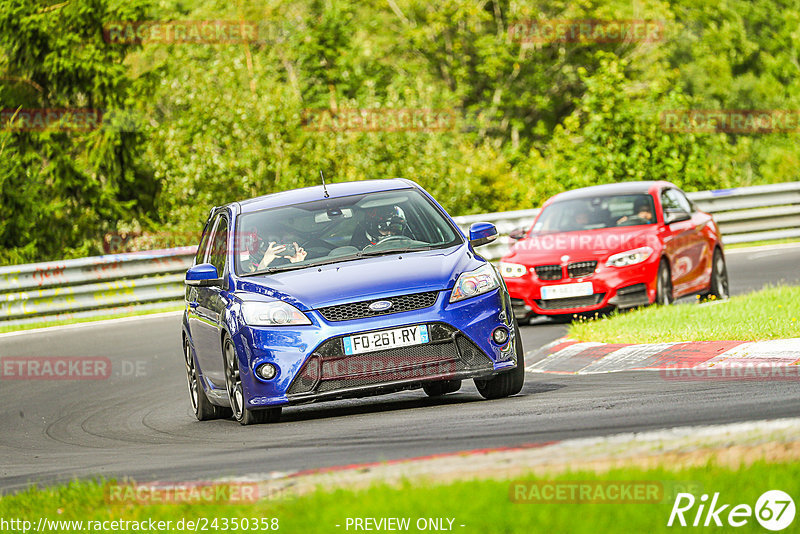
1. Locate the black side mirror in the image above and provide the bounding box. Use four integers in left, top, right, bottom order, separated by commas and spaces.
508, 227, 527, 240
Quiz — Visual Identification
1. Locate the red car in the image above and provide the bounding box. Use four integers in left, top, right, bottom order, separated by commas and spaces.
500, 181, 729, 322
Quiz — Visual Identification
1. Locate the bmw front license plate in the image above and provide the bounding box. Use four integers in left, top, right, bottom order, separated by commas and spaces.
541, 282, 594, 300
343, 325, 430, 355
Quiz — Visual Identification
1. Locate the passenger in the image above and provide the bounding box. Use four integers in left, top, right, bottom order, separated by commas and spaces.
246, 235, 307, 272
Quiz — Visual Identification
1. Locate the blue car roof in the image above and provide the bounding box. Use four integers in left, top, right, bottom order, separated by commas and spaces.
236, 178, 417, 213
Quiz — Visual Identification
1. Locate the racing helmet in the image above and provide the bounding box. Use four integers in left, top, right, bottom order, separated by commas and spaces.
365, 205, 407, 238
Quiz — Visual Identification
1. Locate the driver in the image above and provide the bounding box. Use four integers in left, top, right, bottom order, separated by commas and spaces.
617, 199, 654, 225
365, 206, 408, 245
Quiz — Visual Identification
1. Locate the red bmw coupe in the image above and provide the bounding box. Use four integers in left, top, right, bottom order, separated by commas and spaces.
500, 181, 729, 322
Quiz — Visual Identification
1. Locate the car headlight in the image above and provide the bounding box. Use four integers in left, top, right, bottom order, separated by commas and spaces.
606, 246, 654, 267
499, 262, 527, 278
450, 263, 500, 302
241, 301, 311, 326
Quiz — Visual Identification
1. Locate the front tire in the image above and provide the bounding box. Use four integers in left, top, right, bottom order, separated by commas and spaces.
475, 322, 525, 400
223, 336, 281, 425
184, 337, 231, 421
703, 248, 729, 300
655, 259, 674, 305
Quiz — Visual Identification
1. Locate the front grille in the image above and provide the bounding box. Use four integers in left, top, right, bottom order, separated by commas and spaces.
535, 293, 605, 310
318, 291, 439, 322
534, 264, 562, 281
568, 261, 597, 278
286, 323, 494, 397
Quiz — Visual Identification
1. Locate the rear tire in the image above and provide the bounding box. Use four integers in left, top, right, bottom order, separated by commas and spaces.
423, 380, 462, 397
655, 260, 674, 305
703, 248, 729, 300
184, 337, 231, 421
223, 335, 281, 425
475, 322, 525, 400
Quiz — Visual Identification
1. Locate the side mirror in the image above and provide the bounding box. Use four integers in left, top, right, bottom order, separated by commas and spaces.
185, 263, 221, 287
468, 222, 498, 248
664, 208, 691, 225
508, 226, 527, 241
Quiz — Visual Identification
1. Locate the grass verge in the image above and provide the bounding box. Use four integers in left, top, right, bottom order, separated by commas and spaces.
0, 305, 183, 334
568, 285, 800, 344
1, 461, 796, 533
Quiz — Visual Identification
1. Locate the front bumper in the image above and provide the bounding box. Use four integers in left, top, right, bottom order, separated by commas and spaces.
233, 288, 518, 408
504, 258, 659, 318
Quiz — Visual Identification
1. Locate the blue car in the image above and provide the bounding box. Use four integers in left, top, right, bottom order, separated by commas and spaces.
182, 179, 524, 425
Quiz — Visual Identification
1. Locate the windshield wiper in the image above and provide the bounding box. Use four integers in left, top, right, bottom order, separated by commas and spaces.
357, 246, 435, 257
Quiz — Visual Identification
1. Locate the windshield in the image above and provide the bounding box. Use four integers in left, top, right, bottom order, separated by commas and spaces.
235, 188, 462, 275
532, 194, 657, 233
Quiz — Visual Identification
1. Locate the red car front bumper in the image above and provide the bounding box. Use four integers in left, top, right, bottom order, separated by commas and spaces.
503, 255, 661, 318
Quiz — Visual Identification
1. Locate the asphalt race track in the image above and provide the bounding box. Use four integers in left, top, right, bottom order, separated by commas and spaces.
1, 244, 799, 492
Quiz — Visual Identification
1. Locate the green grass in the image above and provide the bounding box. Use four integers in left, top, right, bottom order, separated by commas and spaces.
569, 285, 800, 344
0, 305, 183, 334
1, 461, 796, 533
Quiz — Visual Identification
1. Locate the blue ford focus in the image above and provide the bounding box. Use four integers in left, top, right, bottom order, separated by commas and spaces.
182, 179, 524, 424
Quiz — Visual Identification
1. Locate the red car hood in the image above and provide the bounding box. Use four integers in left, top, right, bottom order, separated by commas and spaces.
503, 226, 658, 265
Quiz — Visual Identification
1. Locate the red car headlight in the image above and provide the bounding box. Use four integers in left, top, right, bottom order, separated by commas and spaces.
605, 246, 654, 267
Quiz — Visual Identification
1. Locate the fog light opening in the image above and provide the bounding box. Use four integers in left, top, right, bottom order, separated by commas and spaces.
492, 327, 509, 345
256, 363, 277, 380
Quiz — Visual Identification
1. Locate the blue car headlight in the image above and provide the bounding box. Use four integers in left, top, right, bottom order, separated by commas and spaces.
241, 301, 311, 326
450, 263, 500, 303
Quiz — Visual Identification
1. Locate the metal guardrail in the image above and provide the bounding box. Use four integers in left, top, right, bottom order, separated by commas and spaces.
2, 182, 798, 326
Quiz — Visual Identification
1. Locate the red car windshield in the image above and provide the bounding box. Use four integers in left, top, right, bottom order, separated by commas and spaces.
532, 194, 657, 233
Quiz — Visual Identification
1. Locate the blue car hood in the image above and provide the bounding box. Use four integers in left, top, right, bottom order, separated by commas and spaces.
235, 245, 479, 310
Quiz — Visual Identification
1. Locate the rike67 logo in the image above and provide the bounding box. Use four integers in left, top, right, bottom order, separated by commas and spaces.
668, 490, 795, 530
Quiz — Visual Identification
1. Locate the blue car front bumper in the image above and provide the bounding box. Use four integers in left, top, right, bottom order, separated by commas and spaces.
231, 288, 518, 409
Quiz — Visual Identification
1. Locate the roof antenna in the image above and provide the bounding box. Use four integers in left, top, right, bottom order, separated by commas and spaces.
319, 170, 330, 198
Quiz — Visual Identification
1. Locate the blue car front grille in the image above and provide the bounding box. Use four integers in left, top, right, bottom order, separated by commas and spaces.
286, 323, 493, 397
317, 291, 439, 322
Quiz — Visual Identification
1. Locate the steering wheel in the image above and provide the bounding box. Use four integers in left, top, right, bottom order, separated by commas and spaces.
363, 235, 410, 251
618, 215, 647, 226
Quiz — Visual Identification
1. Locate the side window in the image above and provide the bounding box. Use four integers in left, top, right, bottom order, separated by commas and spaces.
208, 216, 229, 277
194, 216, 214, 265
661, 189, 683, 217
674, 190, 694, 213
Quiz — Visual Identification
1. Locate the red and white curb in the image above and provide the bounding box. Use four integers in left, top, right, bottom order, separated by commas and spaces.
526, 337, 800, 376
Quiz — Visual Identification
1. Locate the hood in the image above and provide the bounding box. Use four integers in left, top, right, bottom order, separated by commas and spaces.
234, 245, 479, 310
504, 226, 659, 265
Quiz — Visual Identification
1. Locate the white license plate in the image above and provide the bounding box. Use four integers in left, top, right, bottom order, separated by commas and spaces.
541, 282, 594, 300
343, 325, 430, 355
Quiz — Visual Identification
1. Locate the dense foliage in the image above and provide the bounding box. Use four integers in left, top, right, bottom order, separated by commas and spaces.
1, 0, 799, 264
